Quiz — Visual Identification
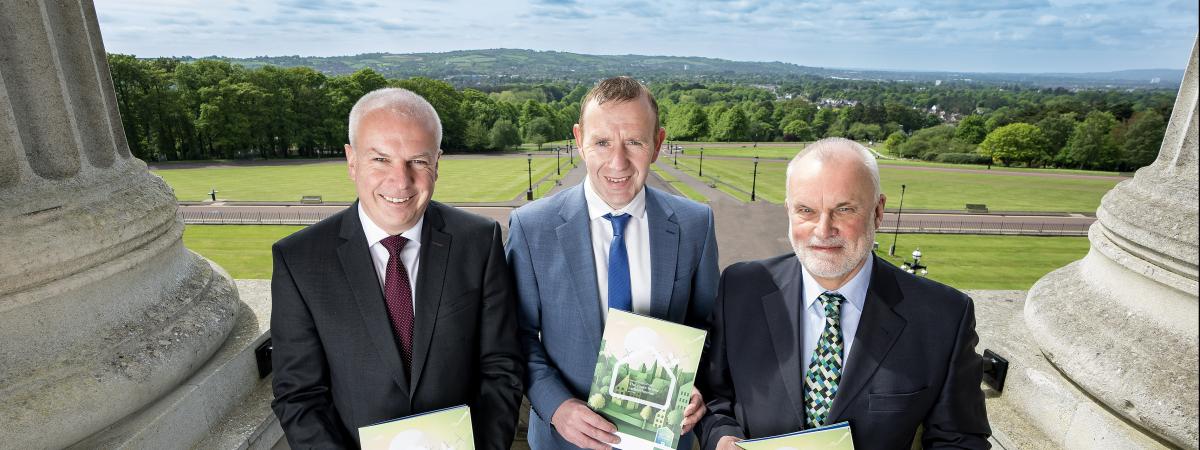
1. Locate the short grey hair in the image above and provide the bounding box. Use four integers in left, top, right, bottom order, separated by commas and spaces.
785, 137, 881, 203
348, 87, 443, 150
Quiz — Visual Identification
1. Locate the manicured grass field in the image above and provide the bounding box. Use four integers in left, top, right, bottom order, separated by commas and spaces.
670, 142, 1124, 177
183, 225, 303, 279
876, 233, 1089, 290
650, 164, 708, 202
182, 225, 1088, 290
154, 158, 561, 202
673, 158, 1119, 212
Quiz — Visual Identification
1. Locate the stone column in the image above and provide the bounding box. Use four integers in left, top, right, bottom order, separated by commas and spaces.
1024, 38, 1198, 448
0, 1, 240, 448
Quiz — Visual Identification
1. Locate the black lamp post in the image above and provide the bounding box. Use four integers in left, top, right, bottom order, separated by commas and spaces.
673, 145, 678, 168
901, 248, 928, 276
526, 153, 534, 201
889, 183, 907, 256
751, 156, 760, 201
699, 147, 705, 177
555, 147, 561, 175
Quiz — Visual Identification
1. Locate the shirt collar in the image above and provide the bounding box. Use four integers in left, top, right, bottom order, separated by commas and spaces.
583, 175, 647, 221
358, 202, 424, 248
802, 254, 873, 312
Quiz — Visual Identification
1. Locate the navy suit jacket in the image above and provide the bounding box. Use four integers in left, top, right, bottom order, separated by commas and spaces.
697, 254, 991, 449
506, 185, 719, 449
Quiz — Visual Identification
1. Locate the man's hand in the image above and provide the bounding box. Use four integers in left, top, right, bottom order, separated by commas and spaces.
716, 435, 743, 450
681, 387, 706, 434
551, 398, 620, 450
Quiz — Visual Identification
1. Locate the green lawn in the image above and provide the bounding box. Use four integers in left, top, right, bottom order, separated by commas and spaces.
650, 164, 708, 202
184, 225, 303, 279
670, 142, 1124, 177
877, 233, 1089, 290
673, 158, 1118, 212
154, 158, 561, 202
183, 226, 1088, 289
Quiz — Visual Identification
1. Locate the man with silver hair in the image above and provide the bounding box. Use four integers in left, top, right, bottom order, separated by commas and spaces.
696, 138, 991, 449
271, 88, 524, 449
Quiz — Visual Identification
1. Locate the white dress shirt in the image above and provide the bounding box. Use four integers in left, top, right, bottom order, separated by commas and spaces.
801, 256, 873, 372
583, 177, 652, 320
359, 203, 423, 313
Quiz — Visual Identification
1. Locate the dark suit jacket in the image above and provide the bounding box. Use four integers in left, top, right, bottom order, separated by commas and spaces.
697, 254, 990, 449
270, 201, 524, 449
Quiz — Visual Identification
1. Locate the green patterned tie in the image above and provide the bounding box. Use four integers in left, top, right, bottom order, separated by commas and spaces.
804, 292, 845, 429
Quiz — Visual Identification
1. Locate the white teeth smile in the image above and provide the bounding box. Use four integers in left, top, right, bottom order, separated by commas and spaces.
381, 194, 413, 204
605, 176, 630, 183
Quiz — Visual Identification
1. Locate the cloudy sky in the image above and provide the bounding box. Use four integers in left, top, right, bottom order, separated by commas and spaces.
94, 0, 1198, 73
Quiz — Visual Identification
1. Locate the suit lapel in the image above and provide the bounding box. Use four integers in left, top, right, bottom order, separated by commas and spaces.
336, 203, 411, 398
645, 188, 679, 320
556, 186, 603, 344
410, 203, 451, 394
761, 256, 807, 425
829, 256, 906, 420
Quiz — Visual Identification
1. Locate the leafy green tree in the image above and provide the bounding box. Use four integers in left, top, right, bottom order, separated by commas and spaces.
665, 102, 708, 140
782, 120, 814, 141
464, 118, 492, 151
489, 119, 521, 150
1120, 110, 1166, 170
955, 115, 988, 145
1036, 113, 1076, 164
883, 131, 907, 154
846, 122, 883, 142
1064, 111, 1119, 169
978, 123, 1049, 167
523, 116, 557, 150
712, 107, 750, 141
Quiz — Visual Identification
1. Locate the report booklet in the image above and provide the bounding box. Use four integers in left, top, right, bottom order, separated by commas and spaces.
587, 309, 708, 450
734, 421, 855, 449
358, 405, 474, 450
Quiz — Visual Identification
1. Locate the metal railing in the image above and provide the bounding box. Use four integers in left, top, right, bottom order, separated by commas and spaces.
182, 209, 1092, 236
880, 219, 1090, 236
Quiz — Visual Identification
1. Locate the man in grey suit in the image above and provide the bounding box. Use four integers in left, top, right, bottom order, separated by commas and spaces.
696, 138, 990, 449
506, 77, 719, 449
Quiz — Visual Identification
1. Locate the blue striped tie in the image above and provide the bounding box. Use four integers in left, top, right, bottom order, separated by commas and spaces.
603, 213, 632, 312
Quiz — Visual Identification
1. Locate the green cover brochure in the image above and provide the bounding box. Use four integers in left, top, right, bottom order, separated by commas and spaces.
587, 309, 707, 450
734, 421, 855, 449
358, 405, 474, 450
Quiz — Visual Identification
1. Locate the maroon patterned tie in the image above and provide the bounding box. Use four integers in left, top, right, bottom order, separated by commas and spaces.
381, 235, 414, 373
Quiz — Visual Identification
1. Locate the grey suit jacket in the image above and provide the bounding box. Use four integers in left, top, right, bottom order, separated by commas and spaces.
697, 254, 991, 449
270, 201, 523, 449
505, 184, 719, 449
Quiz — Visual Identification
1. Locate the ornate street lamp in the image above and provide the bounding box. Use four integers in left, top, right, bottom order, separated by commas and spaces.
901, 248, 928, 276
751, 156, 760, 201
526, 153, 534, 201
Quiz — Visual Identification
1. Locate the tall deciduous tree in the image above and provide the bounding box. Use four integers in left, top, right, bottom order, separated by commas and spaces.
1064, 111, 1119, 169
978, 123, 1050, 167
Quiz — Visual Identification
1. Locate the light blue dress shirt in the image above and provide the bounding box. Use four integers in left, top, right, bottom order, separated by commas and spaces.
801, 256, 873, 372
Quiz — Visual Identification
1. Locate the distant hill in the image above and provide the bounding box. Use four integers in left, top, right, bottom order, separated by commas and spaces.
182, 48, 1183, 89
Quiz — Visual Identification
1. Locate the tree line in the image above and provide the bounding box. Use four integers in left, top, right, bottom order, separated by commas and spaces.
109, 54, 1174, 172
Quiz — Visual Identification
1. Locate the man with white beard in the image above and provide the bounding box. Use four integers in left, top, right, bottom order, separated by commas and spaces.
695, 138, 991, 449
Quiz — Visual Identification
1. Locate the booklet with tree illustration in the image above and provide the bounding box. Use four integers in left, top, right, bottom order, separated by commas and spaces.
358, 405, 474, 450
734, 421, 855, 449
587, 309, 708, 450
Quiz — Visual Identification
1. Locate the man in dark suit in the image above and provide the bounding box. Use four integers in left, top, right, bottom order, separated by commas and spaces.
270, 88, 523, 449
696, 138, 991, 449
